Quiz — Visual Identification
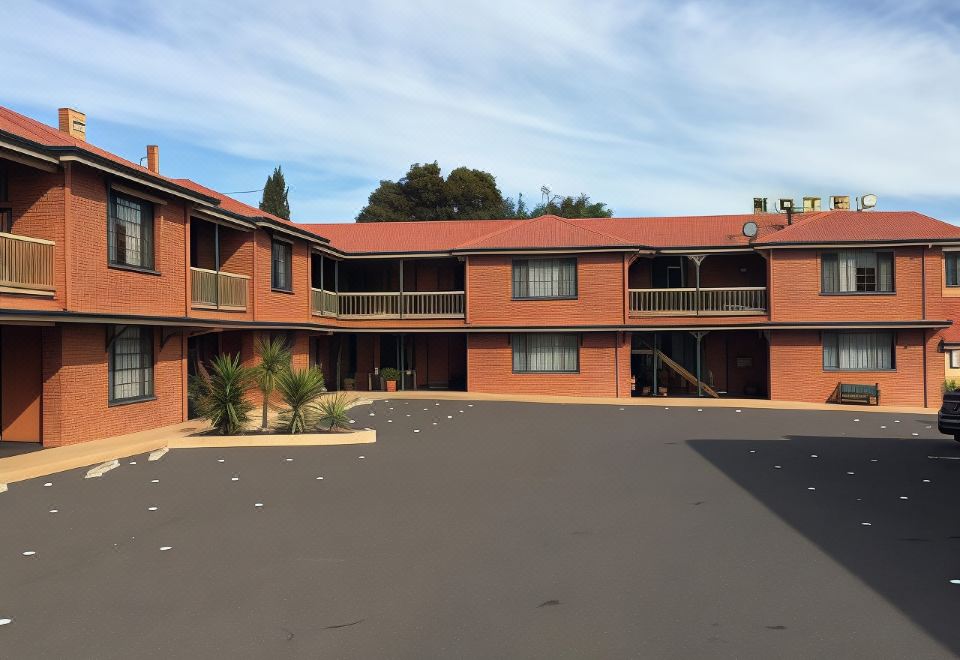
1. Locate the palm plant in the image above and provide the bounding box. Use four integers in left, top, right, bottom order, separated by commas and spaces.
254, 335, 292, 429
191, 354, 255, 435
276, 366, 327, 434
316, 391, 354, 431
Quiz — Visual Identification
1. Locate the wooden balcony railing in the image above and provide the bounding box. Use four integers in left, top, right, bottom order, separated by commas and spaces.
311, 290, 465, 319
191, 267, 249, 311
0, 232, 54, 294
630, 287, 767, 316
310, 288, 338, 316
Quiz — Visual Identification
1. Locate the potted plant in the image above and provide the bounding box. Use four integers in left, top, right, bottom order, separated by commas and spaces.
380, 367, 401, 392
343, 376, 356, 391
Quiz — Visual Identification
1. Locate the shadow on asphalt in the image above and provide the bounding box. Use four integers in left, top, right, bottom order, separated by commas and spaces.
689, 434, 960, 656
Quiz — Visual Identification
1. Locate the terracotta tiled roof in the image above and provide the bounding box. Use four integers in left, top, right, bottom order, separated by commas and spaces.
566, 214, 788, 248
940, 324, 960, 345
171, 178, 293, 227
0, 106, 213, 200
299, 219, 518, 253
754, 210, 960, 245
456, 214, 631, 250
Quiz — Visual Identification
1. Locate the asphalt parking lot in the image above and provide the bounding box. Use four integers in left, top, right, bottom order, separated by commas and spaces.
1, 399, 959, 659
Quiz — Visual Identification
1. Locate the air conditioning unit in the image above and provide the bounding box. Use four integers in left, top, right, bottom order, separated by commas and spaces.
830, 195, 850, 210
803, 196, 821, 213
753, 197, 768, 214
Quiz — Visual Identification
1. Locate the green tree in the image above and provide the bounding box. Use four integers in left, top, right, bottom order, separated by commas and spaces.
254, 335, 292, 429
259, 165, 291, 220
357, 162, 507, 222
531, 193, 613, 218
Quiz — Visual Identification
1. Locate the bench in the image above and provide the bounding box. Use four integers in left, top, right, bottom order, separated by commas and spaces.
835, 383, 880, 406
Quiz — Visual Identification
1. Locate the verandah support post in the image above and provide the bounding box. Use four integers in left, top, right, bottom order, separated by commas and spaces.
687, 255, 706, 315
214, 222, 220, 308
399, 259, 404, 319
652, 332, 658, 395
690, 330, 709, 397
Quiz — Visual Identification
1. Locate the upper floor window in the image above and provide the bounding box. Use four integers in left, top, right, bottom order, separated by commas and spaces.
271, 239, 292, 291
512, 333, 579, 373
109, 193, 154, 269
950, 350, 960, 369
822, 331, 894, 371
512, 257, 577, 299
945, 252, 960, 287
109, 326, 154, 403
821, 250, 893, 294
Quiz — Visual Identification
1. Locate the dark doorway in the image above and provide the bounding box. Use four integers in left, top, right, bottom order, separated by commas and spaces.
1, 326, 43, 443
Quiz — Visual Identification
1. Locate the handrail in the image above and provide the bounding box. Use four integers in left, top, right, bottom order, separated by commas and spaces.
190, 267, 248, 311
0, 232, 55, 292
311, 290, 466, 319
629, 286, 767, 316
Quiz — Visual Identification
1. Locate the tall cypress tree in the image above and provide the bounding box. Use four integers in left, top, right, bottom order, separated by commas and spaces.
259, 166, 291, 220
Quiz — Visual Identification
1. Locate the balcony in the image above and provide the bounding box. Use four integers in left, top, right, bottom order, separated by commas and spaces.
630, 286, 767, 316
191, 267, 249, 311
311, 289, 465, 319
0, 232, 55, 295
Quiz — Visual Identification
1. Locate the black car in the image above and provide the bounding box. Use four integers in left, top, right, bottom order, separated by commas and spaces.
937, 391, 960, 441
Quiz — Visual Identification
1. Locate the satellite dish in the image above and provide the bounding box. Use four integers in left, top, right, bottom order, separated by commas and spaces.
861, 193, 878, 209
742, 221, 759, 238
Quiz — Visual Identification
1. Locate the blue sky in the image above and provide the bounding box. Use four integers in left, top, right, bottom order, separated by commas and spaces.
2, 0, 959, 223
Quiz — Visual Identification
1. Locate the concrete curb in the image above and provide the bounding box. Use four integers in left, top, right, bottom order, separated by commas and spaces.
362, 390, 937, 415
168, 429, 376, 449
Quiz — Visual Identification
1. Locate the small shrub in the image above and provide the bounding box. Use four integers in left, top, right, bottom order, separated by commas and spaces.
380, 367, 401, 382
276, 366, 326, 434
316, 391, 353, 431
945, 379, 959, 393
191, 354, 255, 435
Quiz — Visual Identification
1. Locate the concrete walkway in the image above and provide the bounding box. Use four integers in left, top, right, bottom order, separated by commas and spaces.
363, 389, 938, 415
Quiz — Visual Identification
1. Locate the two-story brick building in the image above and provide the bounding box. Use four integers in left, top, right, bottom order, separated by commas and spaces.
1, 105, 958, 448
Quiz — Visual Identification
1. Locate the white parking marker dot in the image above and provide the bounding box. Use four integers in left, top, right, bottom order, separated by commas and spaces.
0, 618, 10, 625
735, 409, 742, 413
447, 415, 453, 419
467, 404, 474, 407
285, 458, 293, 462
49, 509, 58, 513
315, 476, 324, 480
254, 503, 263, 508
853, 418, 860, 422
951, 580, 960, 585
423, 408, 428, 411
912, 433, 919, 437
807, 487, 816, 491
414, 429, 420, 433
231, 477, 239, 481
861, 522, 872, 526
697, 408, 703, 412
810, 454, 818, 458
880, 426, 886, 429
369, 413, 375, 417
870, 459, 878, 462
43, 483, 52, 487
923, 479, 931, 483
148, 506, 158, 511
160, 546, 172, 551
358, 456, 365, 459
151, 479, 159, 483
847, 472, 855, 475
22, 551, 35, 556
749, 450, 756, 453
899, 496, 908, 500
894, 420, 901, 423
774, 465, 782, 469
217, 459, 225, 463
405, 414, 411, 417
619, 407, 624, 411
387, 420, 393, 423
432, 422, 437, 425
349, 420, 355, 424
129, 461, 137, 465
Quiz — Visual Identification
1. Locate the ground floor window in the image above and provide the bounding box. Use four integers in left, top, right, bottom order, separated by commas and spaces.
110, 326, 154, 402
951, 350, 960, 369
511, 333, 578, 373
822, 331, 894, 371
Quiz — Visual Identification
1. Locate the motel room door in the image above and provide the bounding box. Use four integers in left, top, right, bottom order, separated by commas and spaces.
0, 326, 43, 443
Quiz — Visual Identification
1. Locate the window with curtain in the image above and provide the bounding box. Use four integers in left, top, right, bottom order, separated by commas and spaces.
109, 326, 154, 402
511, 334, 579, 373
945, 252, 960, 287
822, 331, 894, 370
512, 258, 577, 299
951, 350, 960, 369
108, 193, 154, 269
821, 250, 893, 293
271, 239, 292, 291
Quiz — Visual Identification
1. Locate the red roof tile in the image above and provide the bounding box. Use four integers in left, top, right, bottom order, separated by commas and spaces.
300, 219, 518, 253
0, 106, 212, 199
171, 178, 294, 227
754, 210, 960, 245
456, 214, 631, 250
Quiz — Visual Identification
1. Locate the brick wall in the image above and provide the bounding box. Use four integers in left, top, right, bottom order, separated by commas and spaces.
466, 253, 626, 326
467, 332, 631, 398
43, 324, 185, 446
253, 231, 311, 323
768, 329, 936, 407
769, 248, 924, 322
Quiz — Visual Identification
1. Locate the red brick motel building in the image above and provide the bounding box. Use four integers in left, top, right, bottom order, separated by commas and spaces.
2, 105, 960, 447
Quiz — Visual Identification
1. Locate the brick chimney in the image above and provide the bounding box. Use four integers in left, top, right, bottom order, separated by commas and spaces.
146, 145, 159, 174
58, 108, 86, 141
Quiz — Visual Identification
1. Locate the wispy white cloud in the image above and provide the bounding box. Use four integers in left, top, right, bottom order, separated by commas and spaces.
2, 0, 959, 221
